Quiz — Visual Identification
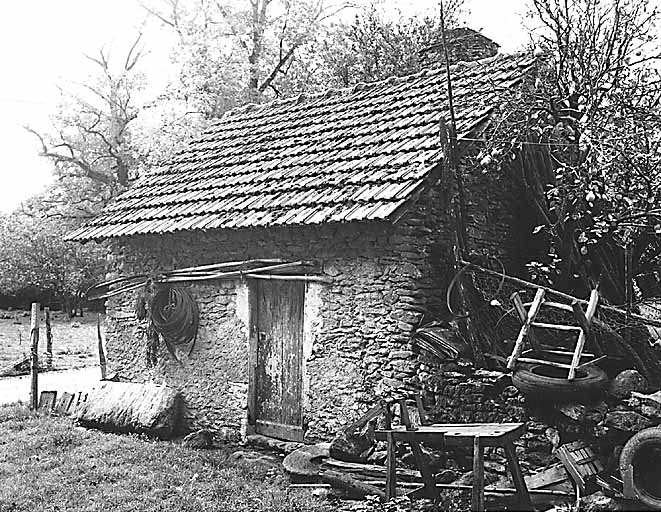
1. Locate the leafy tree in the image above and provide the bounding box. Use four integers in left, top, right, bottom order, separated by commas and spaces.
0, 205, 106, 309
486, 0, 661, 303
320, 1, 465, 87
142, 0, 353, 117
25, 34, 146, 219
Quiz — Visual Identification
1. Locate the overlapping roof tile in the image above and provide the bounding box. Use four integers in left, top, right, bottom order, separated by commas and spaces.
67, 54, 537, 241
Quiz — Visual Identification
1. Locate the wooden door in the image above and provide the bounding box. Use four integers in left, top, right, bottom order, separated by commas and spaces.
252, 280, 304, 441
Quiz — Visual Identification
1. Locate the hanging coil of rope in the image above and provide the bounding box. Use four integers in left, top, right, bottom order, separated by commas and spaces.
150, 286, 199, 360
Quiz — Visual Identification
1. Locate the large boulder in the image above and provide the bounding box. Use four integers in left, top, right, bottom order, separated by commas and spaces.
75, 381, 183, 439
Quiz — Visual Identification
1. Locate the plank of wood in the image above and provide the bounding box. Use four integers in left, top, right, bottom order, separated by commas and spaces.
342, 401, 386, 434
386, 431, 397, 499
399, 399, 437, 497
525, 463, 569, 490
504, 442, 533, 509
531, 322, 583, 331
568, 290, 600, 380
516, 357, 572, 369
508, 288, 545, 370
572, 301, 604, 356
511, 292, 541, 351
472, 436, 485, 512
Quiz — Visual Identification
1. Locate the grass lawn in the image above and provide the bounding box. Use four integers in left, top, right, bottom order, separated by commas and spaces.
0, 310, 98, 373
0, 404, 332, 512
0, 405, 471, 512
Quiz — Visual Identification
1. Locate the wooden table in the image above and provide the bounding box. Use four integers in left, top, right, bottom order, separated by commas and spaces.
376, 422, 532, 511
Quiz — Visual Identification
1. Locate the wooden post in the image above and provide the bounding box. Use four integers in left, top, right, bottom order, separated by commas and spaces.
97, 313, 107, 380
472, 436, 485, 511
45, 307, 53, 371
386, 431, 397, 499
30, 303, 40, 410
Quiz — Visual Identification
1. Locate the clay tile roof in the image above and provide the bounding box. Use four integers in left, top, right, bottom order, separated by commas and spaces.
67, 53, 537, 241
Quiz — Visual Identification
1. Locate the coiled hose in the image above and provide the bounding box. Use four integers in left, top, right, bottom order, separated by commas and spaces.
150, 287, 199, 361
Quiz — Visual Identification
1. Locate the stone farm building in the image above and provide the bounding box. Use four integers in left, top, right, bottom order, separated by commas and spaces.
68, 53, 539, 442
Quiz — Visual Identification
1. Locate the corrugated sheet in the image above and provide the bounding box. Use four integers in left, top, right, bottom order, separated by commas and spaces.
67, 54, 537, 241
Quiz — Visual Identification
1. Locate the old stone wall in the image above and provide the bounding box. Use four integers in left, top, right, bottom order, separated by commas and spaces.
421, 367, 555, 471
104, 184, 460, 440
102, 165, 518, 440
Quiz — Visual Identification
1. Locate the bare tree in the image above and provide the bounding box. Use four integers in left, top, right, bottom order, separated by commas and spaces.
26, 33, 146, 217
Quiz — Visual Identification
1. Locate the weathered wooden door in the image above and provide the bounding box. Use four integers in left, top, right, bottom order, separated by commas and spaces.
252, 280, 304, 441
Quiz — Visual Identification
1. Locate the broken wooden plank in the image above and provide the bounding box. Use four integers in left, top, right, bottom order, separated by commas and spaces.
525, 463, 569, 490
38, 391, 57, 412
55, 392, 74, 415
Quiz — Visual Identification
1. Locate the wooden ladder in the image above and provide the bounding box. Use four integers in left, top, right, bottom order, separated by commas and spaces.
507, 288, 603, 380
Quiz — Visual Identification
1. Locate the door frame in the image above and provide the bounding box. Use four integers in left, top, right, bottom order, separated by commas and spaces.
247, 280, 305, 441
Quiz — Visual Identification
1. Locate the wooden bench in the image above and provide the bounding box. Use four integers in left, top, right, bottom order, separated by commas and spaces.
376, 422, 532, 511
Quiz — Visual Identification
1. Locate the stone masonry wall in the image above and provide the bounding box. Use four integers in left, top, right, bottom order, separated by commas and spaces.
103, 167, 518, 440
104, 185, 460, 440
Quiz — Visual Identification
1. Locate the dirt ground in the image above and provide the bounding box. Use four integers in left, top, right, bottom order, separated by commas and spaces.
0, 309, 101, 373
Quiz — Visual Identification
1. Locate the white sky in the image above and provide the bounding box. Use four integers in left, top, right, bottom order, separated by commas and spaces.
0, 0, 530, 214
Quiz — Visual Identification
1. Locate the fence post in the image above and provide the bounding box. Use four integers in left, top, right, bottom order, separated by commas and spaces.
30, 303, 40, 410
45, 307, 53, 371
97, 313, 107, 380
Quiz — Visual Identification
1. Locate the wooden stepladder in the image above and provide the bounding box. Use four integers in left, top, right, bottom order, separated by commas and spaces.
507, 288, 602, 380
